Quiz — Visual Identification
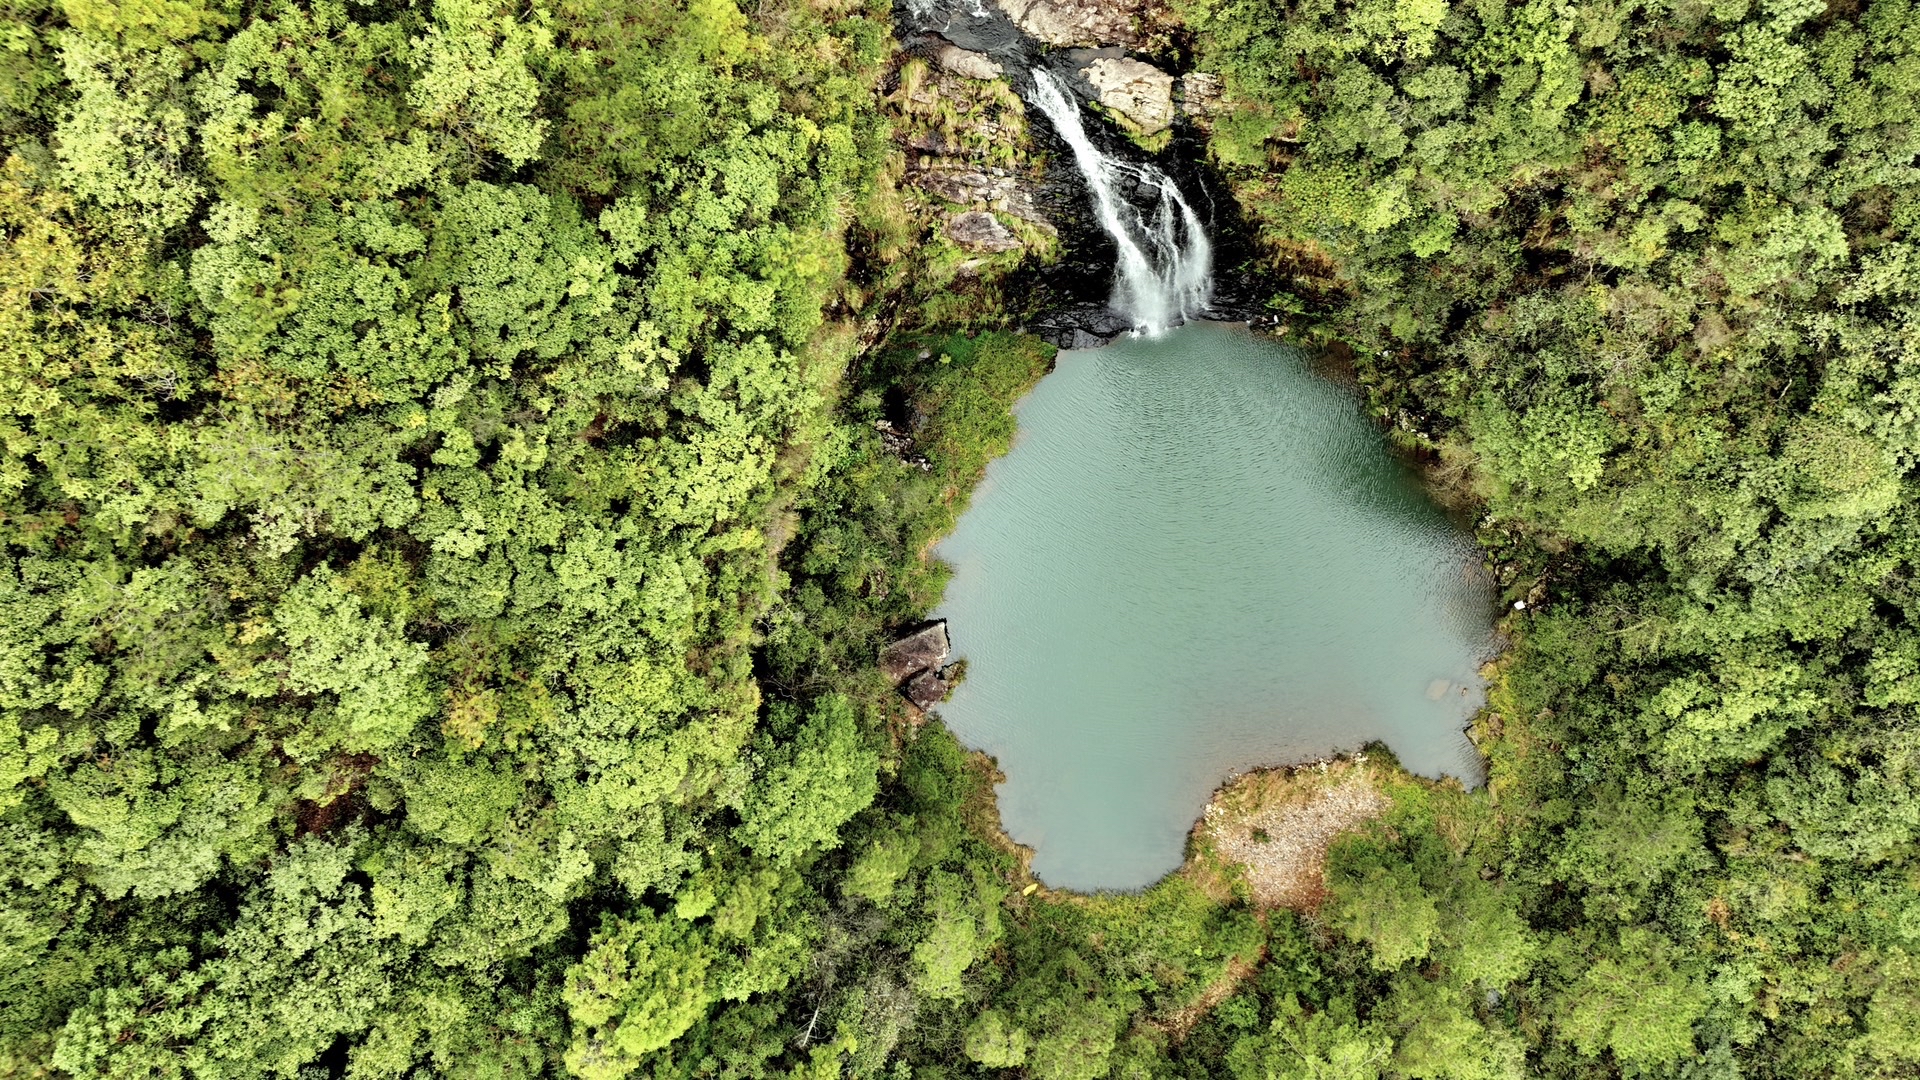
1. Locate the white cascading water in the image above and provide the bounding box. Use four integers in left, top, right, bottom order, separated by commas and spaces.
1027, 68, 1212, 336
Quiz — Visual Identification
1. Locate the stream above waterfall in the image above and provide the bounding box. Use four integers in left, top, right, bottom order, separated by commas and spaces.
932, 324, 1494, 891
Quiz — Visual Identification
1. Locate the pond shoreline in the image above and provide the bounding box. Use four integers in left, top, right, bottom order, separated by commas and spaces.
925, 322, 1494, 891
980, 744, 1475, 908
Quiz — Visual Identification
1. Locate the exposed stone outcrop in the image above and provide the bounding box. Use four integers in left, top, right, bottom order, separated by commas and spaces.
932, 39, 1003, 81
911, 166, 1015, 205
946, 211, 1023, 253
996, 0, 1143, 47
903, 124, 1023, 157
1082, 56, 1175, 135
1192, 756, 1391, 911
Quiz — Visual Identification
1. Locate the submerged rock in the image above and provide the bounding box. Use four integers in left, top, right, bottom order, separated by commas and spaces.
996, 0, 1143, 47
880, 621, 951, 685
1082, 56, 1175, 135
947, 210, 1023, 253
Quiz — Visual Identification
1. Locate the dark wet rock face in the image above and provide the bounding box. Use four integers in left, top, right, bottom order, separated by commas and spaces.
897, 0, 1035, 60
1030, 304, 1136, 349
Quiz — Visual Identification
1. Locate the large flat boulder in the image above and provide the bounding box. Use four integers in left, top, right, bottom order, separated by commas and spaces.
996, 0, 1143, 47
1083, 56, 1175, 135
880, 621, 951, 684
932, 40, 1004, 81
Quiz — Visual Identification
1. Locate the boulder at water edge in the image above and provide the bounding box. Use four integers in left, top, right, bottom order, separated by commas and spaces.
903, 670, 953, 710
880, 621, 952, 684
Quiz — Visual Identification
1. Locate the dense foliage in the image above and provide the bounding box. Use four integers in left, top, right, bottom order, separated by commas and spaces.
1168, 0, 1920, 1075
0, 0, 919, 1073
6, 0, 1919, 1076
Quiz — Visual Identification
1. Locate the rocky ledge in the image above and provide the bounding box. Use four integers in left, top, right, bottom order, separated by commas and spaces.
946, 210, 1024, 253
908, 165, 1053, 236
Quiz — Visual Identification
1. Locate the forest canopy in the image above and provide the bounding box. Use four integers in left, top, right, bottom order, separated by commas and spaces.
2, 0, 1919, 1077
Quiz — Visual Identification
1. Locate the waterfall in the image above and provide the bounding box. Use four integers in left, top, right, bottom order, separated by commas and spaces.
1027, 69, 1212, 336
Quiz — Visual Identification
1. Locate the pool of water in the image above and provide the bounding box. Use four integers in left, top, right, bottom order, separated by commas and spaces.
932, 322, 1494, 891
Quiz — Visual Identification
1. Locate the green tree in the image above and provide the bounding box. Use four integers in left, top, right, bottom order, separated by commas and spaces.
734, 695, 879, 861
409, 0, 554, 166
1324, 839, 1440, 971
1555, 929, 1709, 1068
564, 912, 717, 1078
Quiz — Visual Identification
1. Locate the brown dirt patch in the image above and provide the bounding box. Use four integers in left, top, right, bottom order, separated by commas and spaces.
1188, 755, 1390, 912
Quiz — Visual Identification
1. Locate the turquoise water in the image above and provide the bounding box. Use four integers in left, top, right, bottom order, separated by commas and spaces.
932, 322, 1492, 891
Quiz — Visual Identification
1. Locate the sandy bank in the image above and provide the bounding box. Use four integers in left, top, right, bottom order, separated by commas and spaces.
1185, 754, 1391, 911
